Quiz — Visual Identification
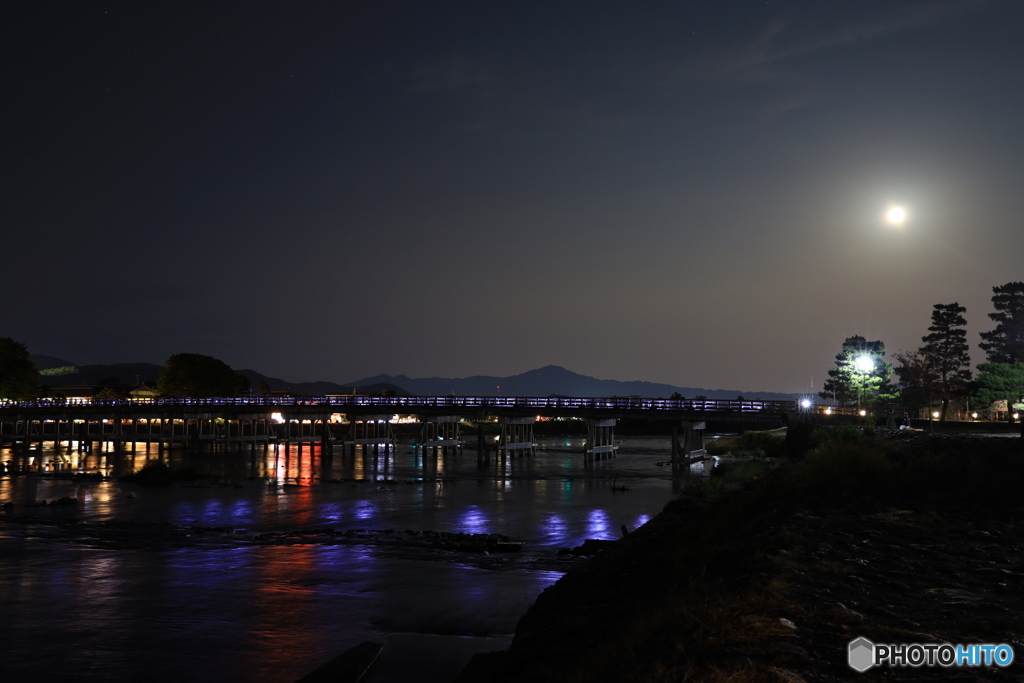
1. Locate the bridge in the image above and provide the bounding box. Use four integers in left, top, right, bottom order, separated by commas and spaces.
0, 395, 795, 463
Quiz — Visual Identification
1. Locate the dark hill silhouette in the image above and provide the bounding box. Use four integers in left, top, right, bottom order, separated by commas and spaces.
29, 356, 408, 396
28, 354, 77, 371
37, 361, 164, 385
346, 365, 796, 400
236, 369, 411, 397
29, 356, 791, 399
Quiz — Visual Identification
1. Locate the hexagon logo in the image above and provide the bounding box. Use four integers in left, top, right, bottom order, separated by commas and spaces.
848, 637, 875, 672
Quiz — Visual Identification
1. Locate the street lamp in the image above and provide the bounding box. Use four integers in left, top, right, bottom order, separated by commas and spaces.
854, 355, 874, 413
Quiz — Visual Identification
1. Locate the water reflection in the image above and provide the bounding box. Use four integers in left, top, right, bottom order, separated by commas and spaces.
586, 508, 610, 537
2, 436, 700, 681
352, 499, 379, 522
458, 505, 488, 534
250, 545, 319, 680
540, 512, 567, 545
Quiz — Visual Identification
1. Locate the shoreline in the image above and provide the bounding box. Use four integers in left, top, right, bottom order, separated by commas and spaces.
457, 430, 1024, 682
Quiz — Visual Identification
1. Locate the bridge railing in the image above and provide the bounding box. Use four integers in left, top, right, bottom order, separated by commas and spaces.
0, 395, 796, 414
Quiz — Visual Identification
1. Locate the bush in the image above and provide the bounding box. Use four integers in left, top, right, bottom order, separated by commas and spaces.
711, 459, 774, 483
120, 461, 173, 484
739, 430, 786, 458
119, 461, 202, 485
819, 424, 877, 445
787, 440, 894, 497
704, 431, 785, 458
704, 437, 738, 455
784, 422, 820, 459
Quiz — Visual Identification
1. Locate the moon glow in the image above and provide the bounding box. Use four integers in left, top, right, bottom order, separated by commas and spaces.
886, 206, 906, 224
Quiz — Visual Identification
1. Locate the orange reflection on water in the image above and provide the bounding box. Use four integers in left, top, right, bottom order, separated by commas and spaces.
247, 543, 318, 681
264, 443, 327, 484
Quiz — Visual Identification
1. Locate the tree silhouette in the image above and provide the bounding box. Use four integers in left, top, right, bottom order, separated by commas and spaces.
921, 302, 972, 420
975, 362, 1024, 431
979, 282, 1024, 364
0, 336, 40, 399
820, 336, 896, 409
157, 353, 245, 398
893, 349, 934, 413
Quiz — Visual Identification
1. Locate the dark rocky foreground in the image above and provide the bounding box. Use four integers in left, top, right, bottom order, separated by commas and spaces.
457, 432, 1024, 682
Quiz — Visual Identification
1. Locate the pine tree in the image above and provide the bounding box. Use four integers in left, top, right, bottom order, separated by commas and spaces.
0, 336, 40, 400
156, 353, 244, 398
975, 362, 1024, 430
977, 283, 1024, 428
979, 282, 1024, 364
893, 349, 935, 413
820, 336, 895, 409
921, 302, 972, 420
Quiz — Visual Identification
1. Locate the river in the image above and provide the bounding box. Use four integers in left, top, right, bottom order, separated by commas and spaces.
0, 436, 707, 682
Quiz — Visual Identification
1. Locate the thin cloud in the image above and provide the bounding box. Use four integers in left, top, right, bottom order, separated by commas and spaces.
771, 0, 987, 63
657, 0, 988, 86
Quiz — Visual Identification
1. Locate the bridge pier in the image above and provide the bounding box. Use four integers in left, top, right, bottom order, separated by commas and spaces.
498, 417, 536, 456
683, 421, 706, 461
672, 421, 706, 478
584, 418, 617, 461
320, 418, 334, 456
344, 415, 396, 455
417, 416, 463, 455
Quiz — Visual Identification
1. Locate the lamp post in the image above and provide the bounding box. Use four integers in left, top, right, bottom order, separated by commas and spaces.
855, 355, 874, 414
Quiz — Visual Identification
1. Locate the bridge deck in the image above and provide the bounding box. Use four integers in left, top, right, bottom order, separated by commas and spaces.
1, 396, 794, 422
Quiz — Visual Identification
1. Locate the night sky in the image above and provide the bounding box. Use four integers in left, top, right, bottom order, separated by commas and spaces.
5, 1, 1023, 393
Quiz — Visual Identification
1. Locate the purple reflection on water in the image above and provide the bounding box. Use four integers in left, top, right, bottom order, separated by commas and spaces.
174, 501, 200, 521
540, 512, 567, 545
458, 505, 488, 534
202, 499, 223, 517
229, 500, 256, 522
313, 544, 376, 571
586, 508, 610, 538
352, 499, 377, 521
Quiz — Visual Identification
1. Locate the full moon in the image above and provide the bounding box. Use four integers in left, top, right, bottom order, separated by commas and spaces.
887, 206, 906, 224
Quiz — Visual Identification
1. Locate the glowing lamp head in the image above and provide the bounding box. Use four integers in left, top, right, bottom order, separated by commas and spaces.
859, 409, 867, 416
855, 355, 874, 373
932, 411, 940, 419
800, 399, 811, 409
886, 206, 906, 224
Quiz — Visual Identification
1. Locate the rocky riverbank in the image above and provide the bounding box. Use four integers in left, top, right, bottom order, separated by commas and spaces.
457, 430, 1024, 682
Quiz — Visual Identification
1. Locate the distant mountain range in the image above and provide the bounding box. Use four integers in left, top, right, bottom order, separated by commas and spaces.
28, 356, 410, 397
29, 356, 795, 400
346, 365, 797, 400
